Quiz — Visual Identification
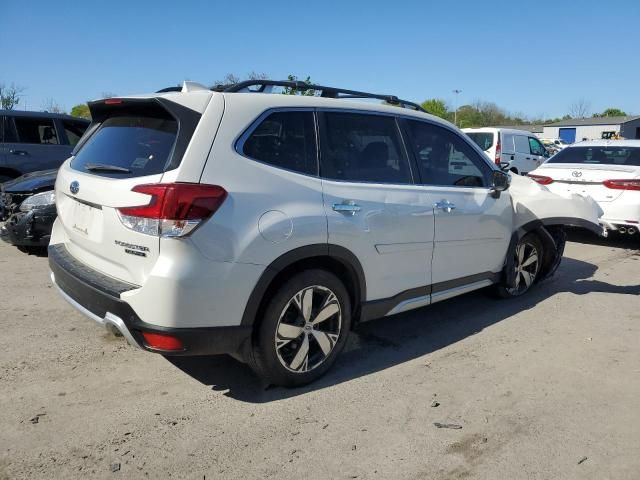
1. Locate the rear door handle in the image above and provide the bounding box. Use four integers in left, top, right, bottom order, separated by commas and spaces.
332, 201, 361, 216
9, 149, 28, 156
434, 200, 456, 213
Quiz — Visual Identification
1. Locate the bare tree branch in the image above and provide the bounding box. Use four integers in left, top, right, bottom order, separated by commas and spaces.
568, 98, 590, 119
41, 98, 65, 114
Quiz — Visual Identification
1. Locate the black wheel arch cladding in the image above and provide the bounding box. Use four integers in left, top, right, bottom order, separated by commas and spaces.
504, 219, 571, 288
240, 244, 366, 328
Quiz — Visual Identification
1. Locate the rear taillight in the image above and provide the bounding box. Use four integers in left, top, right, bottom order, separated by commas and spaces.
528, 174, 554, 185
495, 137, 501, 165
117, 183, 227, 237
141, 332, 184, 351
603, 179, 640, 191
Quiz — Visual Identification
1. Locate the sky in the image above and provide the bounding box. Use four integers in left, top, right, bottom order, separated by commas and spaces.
3, 0, 639, 119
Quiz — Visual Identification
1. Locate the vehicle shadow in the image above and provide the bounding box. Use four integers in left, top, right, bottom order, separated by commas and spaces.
567, 228, 639, 250
167, 255, 639, 403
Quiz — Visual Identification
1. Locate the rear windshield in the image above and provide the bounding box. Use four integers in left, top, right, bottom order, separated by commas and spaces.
70, 113, 178, 178
465, 132, 494, 151
547, 146, 640, 166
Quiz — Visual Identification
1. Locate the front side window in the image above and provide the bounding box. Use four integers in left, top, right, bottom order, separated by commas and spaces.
242, 111, 317, 175
320, 112, 412, 184
528, 137, 545, 156
13, 117, 59, 145
406, 120, 489, 188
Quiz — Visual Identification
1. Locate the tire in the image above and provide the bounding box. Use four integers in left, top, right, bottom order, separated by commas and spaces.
248, 269, 351, 387
495, 233, 544, 298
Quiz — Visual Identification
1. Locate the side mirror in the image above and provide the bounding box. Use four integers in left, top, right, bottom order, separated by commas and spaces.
490, 170, 510, 198
498, 162, 511, 172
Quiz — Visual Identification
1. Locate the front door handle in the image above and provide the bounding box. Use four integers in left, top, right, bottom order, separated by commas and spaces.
434, 200, 456, 213
9, 149, 29, 156
332, 201, 361, 216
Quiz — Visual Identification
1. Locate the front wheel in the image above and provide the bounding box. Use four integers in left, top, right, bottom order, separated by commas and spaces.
248, 270, 351, 387
495, 233, 543, 298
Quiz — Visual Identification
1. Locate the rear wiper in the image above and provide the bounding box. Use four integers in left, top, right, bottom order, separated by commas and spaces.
84, 163, 131, 173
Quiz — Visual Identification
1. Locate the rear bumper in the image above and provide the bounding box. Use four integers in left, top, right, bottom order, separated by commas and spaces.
48, 243, 252, 356
599, 195, 640, 230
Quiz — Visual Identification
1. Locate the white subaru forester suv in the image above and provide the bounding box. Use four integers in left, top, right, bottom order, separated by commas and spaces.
49, 80, 604, 386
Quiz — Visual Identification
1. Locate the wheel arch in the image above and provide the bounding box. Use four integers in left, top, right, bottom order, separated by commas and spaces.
504, 219, 574, 287
240, 244, 366, 329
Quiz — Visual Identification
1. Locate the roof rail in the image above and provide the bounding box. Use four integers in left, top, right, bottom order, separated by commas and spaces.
214, 80, 426, 112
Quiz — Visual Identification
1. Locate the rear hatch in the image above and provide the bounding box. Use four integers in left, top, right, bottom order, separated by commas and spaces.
535, 145, 640, 202
54, 95, 209, 285
465, 130, 496, 161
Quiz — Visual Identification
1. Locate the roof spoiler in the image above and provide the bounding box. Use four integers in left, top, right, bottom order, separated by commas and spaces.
156, 81, 209, 94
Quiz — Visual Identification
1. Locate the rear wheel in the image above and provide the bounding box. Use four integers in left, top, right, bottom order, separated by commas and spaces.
496, 233, 543, 298
248, 270, 351, 387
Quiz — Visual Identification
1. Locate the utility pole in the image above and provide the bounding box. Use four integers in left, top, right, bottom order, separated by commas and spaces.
452, 89, 462, 126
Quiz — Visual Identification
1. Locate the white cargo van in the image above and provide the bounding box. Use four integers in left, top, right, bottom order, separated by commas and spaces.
463, 127, 550, 174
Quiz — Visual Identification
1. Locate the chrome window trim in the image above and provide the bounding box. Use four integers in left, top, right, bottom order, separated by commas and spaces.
233, 105, 496, 188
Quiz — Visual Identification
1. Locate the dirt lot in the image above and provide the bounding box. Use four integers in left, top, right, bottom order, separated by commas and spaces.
0, 232, 639, 480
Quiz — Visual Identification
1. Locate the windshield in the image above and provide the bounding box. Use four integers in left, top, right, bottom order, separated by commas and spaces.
547, 146, 640, 166
465, 132, 495, 151
70, 113, 178, 178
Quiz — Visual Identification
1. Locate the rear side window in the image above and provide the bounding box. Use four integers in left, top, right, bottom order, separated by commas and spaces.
13, 117, 59, 145
320, 112, 412, 184
63, 120, 89, 146
501, 133, 515, 154
70, 114, 177, 178
242, 111, 317, 175
465, 132, 494, 151
406, 120, 490, 188
514, 135, 530, 154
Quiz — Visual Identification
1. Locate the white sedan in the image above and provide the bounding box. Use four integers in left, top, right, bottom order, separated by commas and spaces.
528, 140, 640, 236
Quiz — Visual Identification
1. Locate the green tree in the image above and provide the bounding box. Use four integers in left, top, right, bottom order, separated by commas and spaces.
597, 108, 627, 117
70, 104, 91, 119
211, 71, 268, 89
420, 99, 449, 119
282, 74, 314, 96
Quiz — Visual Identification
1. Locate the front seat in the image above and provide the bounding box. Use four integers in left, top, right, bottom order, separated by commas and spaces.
41, 126, 56, 144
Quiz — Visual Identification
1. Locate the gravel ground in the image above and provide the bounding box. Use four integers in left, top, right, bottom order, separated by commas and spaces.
0, 232, 639, 480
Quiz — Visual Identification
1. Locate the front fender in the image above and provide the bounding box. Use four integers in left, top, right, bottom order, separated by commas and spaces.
508, 175, 605, 236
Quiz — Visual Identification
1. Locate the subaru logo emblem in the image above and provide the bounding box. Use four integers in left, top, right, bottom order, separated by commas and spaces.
572, 171, 582, 178
70, 181, 80, 194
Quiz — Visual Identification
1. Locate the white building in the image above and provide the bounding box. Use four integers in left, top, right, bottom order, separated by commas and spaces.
542, 116, 640, 143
